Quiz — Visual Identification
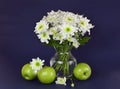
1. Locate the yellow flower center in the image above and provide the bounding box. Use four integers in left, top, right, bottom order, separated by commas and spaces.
39, 25, 43, 30
59, 79, 64, 83
35, 62, 40, 66
67, 17, 73, 22
42, 33, 47, 38
65, 27, 71, 33
80, 21, 85, 26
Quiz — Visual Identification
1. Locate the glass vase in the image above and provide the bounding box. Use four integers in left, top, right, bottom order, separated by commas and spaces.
50, 49, 77, 78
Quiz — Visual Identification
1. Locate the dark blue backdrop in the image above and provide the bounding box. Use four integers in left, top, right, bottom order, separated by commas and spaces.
0, 0, 120, 89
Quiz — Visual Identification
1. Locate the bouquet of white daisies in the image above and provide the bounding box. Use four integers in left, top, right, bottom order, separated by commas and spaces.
34, 10, 94, 49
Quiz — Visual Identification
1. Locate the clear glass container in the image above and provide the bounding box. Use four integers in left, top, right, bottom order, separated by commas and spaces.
50, 51, 77, 78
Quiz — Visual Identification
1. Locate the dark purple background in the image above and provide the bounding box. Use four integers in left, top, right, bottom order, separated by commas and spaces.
0, 0, 120, 89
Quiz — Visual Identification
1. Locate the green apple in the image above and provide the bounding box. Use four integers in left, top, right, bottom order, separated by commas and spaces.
37, 66, 56, 84
73, 63, 92, 80
21, 64, 36, 80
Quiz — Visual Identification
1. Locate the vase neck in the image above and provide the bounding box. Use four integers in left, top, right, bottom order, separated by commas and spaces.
56, 51, 71, 55
54, 46, 72, 54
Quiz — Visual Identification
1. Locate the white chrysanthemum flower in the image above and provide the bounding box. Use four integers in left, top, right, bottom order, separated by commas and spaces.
30, 57, 45, 73
47, 15, 57, 24
37, 32, 50, 44
53, 33, 66, 44
49, 27, 58, 35
67, 36, 73, 42
34, 21, 48, 34
61, 24, 78, 38
50, 27, 66, 43
80, 23, 94, 36
71, 38, 80, 48
78, 17, 94, 35
63, 12, 77, 25
73, 40, 80, 48
67, 37, 80, 48
55, 77, 66, 86
46, 10, 62, 25
79, 17, 90, 28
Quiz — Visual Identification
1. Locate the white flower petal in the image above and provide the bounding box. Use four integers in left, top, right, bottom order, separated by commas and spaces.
55, 77, 67, 86
30, 57, 45, 73
37, 32, 50, 44
34, 21, 48, 34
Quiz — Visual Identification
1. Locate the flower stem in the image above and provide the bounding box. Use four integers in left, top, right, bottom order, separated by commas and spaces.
53, 43, 72, 77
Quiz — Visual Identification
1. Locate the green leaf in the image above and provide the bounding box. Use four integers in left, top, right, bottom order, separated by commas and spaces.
79, 36, 91, 45
48, 39, 60, 47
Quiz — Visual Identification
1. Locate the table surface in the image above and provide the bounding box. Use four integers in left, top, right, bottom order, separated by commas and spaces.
0, 0, 120, 89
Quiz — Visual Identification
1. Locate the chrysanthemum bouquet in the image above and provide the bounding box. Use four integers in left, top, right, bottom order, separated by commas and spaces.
34, 10, 94, 77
